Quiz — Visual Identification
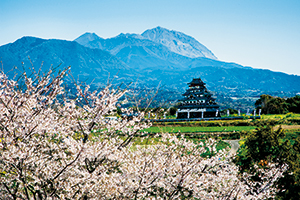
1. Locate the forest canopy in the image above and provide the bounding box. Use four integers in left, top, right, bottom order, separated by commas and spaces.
255, 94, 300, 114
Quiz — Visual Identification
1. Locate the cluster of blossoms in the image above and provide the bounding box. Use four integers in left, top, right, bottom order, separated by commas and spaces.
0, 69, 287, 199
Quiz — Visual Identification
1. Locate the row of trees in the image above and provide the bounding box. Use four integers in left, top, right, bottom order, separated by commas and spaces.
255, 94, 300, 114
0, 68, 289, 199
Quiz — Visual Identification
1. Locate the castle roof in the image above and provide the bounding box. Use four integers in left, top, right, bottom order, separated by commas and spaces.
188, 78, 205, 86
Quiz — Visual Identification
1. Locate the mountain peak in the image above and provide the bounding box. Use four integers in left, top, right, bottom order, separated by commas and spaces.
113, 33, 145, 40
141, 27, 217, 59
74, 32, 103, 46
15, 36, 45, 44
151, 26, 169, 31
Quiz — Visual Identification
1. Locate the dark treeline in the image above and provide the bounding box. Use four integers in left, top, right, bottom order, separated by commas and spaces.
255, 94, 300, 114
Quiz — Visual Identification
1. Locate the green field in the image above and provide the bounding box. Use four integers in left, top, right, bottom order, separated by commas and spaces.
140, 113, 300, 137
261, 113, 300, 119
142, 126, 256, 134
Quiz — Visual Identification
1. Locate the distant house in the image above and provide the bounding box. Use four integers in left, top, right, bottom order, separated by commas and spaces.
177, 78, 220, 119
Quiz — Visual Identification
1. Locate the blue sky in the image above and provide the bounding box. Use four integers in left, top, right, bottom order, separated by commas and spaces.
1, 0, 300, 75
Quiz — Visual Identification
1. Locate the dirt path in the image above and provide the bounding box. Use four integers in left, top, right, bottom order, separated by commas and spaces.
273, 125, 300, 130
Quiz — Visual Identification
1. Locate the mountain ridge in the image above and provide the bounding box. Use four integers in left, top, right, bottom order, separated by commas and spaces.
74, 27, 217, 60
1, 27, 300, 100
74, 28, 240, 72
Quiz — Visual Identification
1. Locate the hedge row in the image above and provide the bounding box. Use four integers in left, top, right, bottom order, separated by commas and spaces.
153, 118, 300, 127
185, 132, 241, 140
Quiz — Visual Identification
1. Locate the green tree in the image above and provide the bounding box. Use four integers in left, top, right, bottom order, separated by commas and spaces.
168, 107, 178, 116
269, 97, 289, 114
255, 94, 273, 114
255, 95, 289, 114
235, 126, 300, 199
220, 108, 238, 116
286, 95, 300, 113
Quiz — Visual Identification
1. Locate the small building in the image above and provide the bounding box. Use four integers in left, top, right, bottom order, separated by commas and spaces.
177, 78, 220, 119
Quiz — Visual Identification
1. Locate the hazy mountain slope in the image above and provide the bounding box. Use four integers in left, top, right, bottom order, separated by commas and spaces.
145, 66, 300, 93
74, 33, 153, 54
0, 37, 134, 85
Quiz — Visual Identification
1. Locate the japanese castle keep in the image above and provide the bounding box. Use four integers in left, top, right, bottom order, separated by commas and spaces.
177, 78, 220, 119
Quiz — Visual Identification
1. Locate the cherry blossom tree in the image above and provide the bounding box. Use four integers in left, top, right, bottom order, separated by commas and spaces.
0, 68, 287, 199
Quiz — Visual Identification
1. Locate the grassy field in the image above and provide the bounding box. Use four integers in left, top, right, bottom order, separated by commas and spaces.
260, 113, 300, 119
141, 113, 300, 135
142, 126, 256, 134
136, 113, 300, 164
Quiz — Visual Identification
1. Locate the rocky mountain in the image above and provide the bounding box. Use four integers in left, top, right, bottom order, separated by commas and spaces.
74, 28, 241, 72
75, 27, 217, 60
75, 32, 188, 70
141, 26, 217, 59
